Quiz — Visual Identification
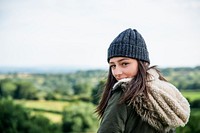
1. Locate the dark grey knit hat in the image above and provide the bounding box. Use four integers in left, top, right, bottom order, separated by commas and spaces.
107, 28, 150, 63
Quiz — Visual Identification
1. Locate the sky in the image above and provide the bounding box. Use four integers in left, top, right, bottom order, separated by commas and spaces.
0, 0, 200, 69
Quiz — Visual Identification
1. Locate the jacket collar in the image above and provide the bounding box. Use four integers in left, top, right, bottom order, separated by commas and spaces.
112, 68, 158, 91
112, 78, 132, 91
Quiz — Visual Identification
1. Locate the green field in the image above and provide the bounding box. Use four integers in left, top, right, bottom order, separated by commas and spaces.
14, 91, 200, 124
15, 100, 70, 123
15, 100, 69, 112
14, 100, 97, 123
181, 91, 200, 101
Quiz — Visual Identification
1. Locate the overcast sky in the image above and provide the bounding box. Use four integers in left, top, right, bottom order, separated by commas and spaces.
0, 0, 200, 69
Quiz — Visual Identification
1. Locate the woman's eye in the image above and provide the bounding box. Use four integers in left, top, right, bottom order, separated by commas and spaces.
122, 63, 129, 66
110, 65, 116, 69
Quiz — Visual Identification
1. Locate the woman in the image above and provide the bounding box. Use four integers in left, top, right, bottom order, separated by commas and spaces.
96, 28, 190, 133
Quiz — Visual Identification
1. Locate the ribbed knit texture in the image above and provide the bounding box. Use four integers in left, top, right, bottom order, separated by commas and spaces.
107, 28, 150, 63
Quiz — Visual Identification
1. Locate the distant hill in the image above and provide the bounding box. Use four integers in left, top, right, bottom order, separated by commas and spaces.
0, 66, 102, 74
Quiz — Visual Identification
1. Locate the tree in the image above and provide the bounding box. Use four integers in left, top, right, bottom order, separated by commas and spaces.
0, 98, 61, 133
73, 81, 93, 97
0, 79, 16, 98
62, 102, 98, 132
14, 81, 37, 100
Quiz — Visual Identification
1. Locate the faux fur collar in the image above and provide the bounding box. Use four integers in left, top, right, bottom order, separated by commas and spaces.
112, 68, 190, 132
112, 78, 132, 91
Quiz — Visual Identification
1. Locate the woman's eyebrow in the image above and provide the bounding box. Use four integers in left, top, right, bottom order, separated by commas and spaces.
109, 58, 129, 64
108, 62, 114, 65
118, 58, 129, 62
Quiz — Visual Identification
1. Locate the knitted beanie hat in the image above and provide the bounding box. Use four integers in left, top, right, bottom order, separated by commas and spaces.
107, 28, 150, 63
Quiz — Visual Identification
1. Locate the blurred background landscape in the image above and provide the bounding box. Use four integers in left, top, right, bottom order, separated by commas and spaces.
1, 66, 200, 133
1, 0, 200, 133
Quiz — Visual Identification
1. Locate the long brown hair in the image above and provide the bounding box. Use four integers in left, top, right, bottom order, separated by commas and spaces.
95, 67, 117, 118
95, 60, 167, 118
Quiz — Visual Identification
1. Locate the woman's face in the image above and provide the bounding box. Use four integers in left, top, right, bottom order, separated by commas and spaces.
109, 57, 138, 81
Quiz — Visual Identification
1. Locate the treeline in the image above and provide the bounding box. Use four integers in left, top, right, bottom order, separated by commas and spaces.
0, 69, 106, 102
161, 66, 200, 90
0, 66, 200, 101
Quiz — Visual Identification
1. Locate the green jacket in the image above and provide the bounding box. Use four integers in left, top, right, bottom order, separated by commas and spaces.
97, 69, 190, 133
97, 87, 176, 133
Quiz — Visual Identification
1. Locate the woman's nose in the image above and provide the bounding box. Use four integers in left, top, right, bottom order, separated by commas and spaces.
114, 67, 123, 76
